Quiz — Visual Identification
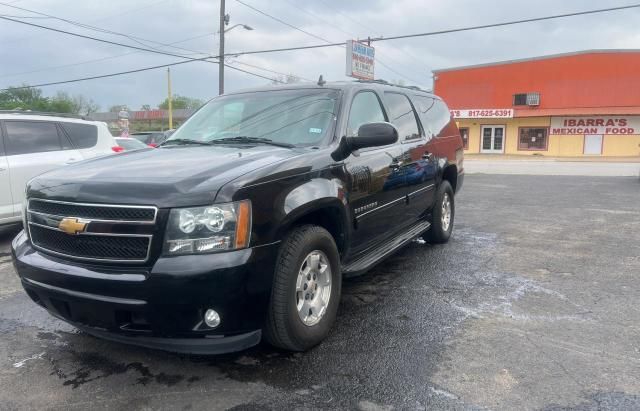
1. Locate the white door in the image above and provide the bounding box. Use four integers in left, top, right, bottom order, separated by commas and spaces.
480, 125, 505, 153
584, 134, 603, 155
4, 120, 82, 215
0, 154, 13, 222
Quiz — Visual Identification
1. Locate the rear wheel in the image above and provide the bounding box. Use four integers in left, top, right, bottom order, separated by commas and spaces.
427, 180, 454, 243
265, 225, 341, 351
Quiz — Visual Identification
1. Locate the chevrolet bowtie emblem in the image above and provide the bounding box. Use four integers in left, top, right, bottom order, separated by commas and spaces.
58, 218, 87, 235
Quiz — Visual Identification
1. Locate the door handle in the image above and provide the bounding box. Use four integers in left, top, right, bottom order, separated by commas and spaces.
65, 158, 78, 165
0, 167, 6, 172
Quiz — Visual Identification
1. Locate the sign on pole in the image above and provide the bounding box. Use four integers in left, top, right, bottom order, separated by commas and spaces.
346, 40, 375, 80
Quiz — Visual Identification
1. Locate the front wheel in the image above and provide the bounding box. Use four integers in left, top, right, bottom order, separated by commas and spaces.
427, 180, 455, 243
264, 225, 341, 351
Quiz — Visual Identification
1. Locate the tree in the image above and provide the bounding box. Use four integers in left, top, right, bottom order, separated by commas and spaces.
140, 104, 152, 111
72, 95, 100, 115
0, 85, 49, 111
158, 95, 204, 110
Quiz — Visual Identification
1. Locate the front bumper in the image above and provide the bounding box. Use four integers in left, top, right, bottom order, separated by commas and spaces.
12, 230, 279, 354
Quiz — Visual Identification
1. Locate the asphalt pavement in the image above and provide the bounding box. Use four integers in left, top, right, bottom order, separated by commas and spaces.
465, 158, 640, 176
1, 175, 639, 410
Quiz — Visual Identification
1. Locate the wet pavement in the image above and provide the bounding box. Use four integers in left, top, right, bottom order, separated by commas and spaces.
1, 175, 639, 410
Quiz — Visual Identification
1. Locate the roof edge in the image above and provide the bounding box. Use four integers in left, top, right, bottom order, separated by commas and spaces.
433, 49, 640, 74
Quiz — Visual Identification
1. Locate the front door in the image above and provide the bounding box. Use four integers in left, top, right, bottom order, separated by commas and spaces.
480, 125, 505, 153
344, 90, 408, 256
584, 134, 603, 155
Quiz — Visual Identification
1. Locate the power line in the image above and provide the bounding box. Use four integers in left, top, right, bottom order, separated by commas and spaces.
235, 0, 332, 43
226, 2, 640, 56
0, 31, 217, 79
0, 0, 173, 46
236, 0, 420, 84
0, 4, 308, 84
0, 58, 282, 92
0, 14, 285, 84
0, 1, 209, 56
2, 3, 639, 90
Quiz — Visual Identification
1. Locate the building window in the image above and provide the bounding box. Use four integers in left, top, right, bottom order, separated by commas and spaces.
459, 127, 469, 149
519, 127, 548, 151
513, 93, 528, 106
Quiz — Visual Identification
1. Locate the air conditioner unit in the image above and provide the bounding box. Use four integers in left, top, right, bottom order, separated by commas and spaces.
527, 92, 540, 106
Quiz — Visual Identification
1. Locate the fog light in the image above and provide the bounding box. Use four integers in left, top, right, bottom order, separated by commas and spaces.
204, 309, 221, 328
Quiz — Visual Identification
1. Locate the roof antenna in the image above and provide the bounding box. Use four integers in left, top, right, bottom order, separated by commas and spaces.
317, 75, 326, 86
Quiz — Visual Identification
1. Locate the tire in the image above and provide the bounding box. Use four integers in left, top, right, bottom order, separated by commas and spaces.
264, 225, 341, 351
427, 180, 455, 244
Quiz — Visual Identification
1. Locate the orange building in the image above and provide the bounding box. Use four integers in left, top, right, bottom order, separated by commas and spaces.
433, 50, 640, 157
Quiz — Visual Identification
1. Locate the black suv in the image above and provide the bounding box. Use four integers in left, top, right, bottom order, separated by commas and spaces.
12, 81, 464, 354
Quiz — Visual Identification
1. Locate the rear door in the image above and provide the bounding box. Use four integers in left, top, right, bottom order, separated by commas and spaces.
3, 120, 82, 211
383, 92, 437, 222
0, 124, 13, 222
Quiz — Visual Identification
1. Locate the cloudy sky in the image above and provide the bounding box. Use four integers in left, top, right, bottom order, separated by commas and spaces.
1, 0, 638, 111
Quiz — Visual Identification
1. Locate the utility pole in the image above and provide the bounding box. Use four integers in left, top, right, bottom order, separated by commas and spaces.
167, 68, 173, 129
218, 0, 226, 95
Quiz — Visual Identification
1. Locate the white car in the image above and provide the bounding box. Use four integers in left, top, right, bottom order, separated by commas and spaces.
0, 112, 118, 226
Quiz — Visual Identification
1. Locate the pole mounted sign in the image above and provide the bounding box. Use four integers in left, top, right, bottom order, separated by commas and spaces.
346, 40, 375, 80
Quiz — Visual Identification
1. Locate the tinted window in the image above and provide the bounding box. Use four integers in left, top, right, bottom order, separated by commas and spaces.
61, 122, 97, 149
169, 89, 339, 146
416, 96, 451, 137
384, 92, 420, 141
347, 91, 386, 137
5, 121, 64, 155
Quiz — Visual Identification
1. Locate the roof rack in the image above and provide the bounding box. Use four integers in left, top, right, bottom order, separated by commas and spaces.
0, 110, 87, 120
354, 78, 429, 92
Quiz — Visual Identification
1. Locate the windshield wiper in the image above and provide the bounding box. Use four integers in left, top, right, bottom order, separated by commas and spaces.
160, 138, 214, 147
210, 136, 295, 148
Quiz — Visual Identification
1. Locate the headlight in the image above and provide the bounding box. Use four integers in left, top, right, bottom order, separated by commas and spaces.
163, 200, 251, 255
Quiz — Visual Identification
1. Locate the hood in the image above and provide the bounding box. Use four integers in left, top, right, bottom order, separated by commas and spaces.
28, 145, 301, 207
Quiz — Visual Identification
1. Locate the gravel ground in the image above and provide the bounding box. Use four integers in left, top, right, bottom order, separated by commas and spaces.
0, 174, 639, 410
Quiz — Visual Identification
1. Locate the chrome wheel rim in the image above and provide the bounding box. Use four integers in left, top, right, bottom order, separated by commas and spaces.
441, 193, 452, 232
296, 250, 332, 326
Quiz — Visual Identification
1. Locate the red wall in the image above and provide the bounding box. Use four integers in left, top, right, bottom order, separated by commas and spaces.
433, 51, 640, 111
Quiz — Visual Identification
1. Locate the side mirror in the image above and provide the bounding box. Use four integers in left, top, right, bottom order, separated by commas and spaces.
331, 122, 399, 161
348, 122, 398, 150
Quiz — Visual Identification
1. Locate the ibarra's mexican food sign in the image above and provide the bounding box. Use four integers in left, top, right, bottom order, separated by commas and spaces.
346, 40, 375, 80
550, 116, 640, 135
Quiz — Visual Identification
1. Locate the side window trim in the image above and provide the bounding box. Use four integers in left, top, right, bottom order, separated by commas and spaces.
383, 91, 424, 143
345, 89, 398, 152
56, 122, 75, 150
346, 89, 389, 135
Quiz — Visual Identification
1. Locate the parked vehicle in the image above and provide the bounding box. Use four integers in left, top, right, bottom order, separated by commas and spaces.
12, 81, 464, 354
0, 112, 117, 226
113, 137, 150, 151
130, 130, 172, 147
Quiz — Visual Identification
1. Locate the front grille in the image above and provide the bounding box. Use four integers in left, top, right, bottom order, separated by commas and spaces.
29, 199, 156, 222
29, 225, 150, 261
27, 199, 157, 263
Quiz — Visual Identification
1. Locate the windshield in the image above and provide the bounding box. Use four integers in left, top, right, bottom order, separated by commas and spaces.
167, 89, 339, 147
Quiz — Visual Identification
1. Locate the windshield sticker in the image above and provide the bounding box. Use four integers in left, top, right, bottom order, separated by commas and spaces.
309, 128, 322, 134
